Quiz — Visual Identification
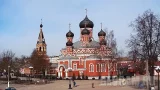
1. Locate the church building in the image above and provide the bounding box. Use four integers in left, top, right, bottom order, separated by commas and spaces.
56, 10, 117, 79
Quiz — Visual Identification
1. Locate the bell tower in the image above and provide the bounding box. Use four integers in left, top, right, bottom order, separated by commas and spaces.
36, 19, 47, 54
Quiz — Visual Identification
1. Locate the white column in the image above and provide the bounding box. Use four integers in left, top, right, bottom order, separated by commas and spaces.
108, 63, 110, 77
60, 71, 62, 77
65, 71, 68, 78
58, 72, 60, 77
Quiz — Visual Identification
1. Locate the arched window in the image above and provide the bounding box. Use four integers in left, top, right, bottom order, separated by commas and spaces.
96, 64, 100, 72
39, 47, 41, 52
89, 64, 94, 72
102, 63, 106, 72
101, 63, 106, 72
43, 47, 45, 51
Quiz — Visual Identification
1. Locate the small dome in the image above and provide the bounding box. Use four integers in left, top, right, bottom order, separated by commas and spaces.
66, 41, 73, 46
66, 30, 74, 37
98, 29, 106, 36
79, 15, 94, 28
40, 24, 43, 28
81, 28, 90, 35
100, 40, 106, 45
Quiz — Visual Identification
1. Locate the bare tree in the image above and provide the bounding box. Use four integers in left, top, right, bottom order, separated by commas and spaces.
0, 50, 15, 78
127, 10, 160, 86
13, 55, 28, 75
105, 29, 118, 57
104, 29, 118, 80
30, 49, 49, 77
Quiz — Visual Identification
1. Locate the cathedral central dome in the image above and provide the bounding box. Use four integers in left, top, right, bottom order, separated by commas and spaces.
79, 15, 94, 28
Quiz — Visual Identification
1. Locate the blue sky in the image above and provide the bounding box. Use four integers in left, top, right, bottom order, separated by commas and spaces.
0, 0, 160, 57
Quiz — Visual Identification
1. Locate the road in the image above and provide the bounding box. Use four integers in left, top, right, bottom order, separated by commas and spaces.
0, 80, 140, 90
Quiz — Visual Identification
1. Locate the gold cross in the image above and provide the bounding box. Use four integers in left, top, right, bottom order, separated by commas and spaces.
85, 9, 87, 15
41, 19, 42, 24
101, 23, 102, 29
69, 23, 71, 30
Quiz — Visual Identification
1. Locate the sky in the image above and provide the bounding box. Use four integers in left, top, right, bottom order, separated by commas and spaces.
0, 0, 160, 57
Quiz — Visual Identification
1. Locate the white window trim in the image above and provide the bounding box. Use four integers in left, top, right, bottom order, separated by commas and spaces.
89, 63, 94, 72
105, 64, 107, 72
101, 64, 103, 72
96, 63, 100, 72
73, 63, 77, 70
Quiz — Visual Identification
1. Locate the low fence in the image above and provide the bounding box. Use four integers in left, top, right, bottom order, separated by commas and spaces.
100, 75, 149, 89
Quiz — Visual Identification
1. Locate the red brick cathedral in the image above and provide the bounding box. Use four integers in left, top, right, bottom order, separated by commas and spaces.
57, 11, 117, 79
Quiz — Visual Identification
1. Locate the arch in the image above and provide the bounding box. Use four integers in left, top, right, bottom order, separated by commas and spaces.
58, 64, 66, 70
58, 66, 65, 78
89, 63, 94, 72
39, 47, 41, 52
43, 47, 45, 51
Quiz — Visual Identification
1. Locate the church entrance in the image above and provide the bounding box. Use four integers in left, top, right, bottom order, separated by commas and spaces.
59, 66, 65, 78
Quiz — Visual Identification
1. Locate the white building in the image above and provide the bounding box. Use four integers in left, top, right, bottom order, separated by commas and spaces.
49, 56, 59, 63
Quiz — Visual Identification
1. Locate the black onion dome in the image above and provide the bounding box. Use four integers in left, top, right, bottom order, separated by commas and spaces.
66, 41, 73, 46
66, 30, 74, 37
79, 15, 94, 28
40, 24, 43, 28
100, 40, 106, 45
98, 29, 106, 36
81, 28, 90, 35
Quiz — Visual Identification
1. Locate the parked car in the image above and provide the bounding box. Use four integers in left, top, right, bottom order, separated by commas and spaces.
5, 87, 16, 90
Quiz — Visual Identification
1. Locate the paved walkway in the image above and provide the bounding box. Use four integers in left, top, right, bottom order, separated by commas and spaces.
0, 80, 140, 90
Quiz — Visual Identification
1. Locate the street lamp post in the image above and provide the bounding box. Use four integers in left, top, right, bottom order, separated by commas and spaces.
155, 66, 160, 90
7, 66, 10, 88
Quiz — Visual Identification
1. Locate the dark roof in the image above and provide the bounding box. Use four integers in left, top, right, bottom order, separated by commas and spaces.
86, 55, 110, 59
66, 30, 74, 37
79, 15, 94, 28
51, 63, 58, 67
81, 28, 90, 35
66, 41, 73, 46
98, 29, 106, 36
58, 56, 78, 60
73, 40, 100, 48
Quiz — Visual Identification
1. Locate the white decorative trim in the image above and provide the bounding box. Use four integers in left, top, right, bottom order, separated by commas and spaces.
96, 65, 97, 72
105, 64, 106, 72
101, 64, 102, 72
96, 63, 100, 72
57, 64, 66, 71
89, 63, 94, 72
86, 58, 111, 60
77, 68, 86, 70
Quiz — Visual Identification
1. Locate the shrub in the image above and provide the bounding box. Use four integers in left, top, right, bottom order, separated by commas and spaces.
85, 76, 88, 80
110, 76, 113, 80
105, 77, 108, 81
92, 77, 95, 80
82, 74, 85, 80
66, 78, 69, 80
77, 74, 81, 80
59, 76, 62, 80
98, 76, 101, 80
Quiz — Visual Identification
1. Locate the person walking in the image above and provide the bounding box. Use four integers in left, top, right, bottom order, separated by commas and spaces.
72, 80, 76, 87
